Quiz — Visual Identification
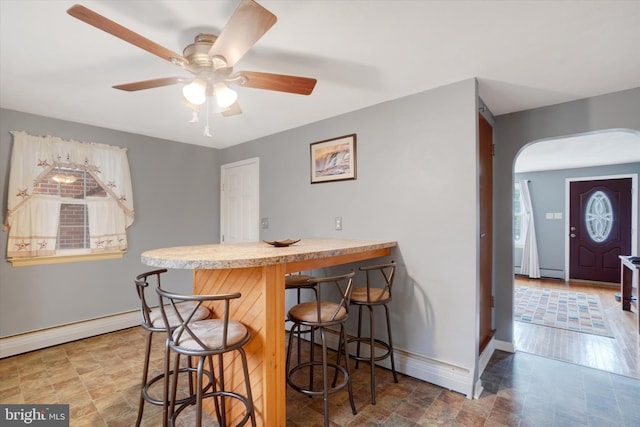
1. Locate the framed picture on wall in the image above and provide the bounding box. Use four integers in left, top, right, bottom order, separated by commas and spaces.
310, 134, 357, 183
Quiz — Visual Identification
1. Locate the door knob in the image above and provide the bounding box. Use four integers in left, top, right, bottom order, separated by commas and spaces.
570, 233, 576, 238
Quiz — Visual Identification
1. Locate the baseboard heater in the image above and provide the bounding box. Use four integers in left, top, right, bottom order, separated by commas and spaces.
302, 327, 478, 399
0, 310, 140, 358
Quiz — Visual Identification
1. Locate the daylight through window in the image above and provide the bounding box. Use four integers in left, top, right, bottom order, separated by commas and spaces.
513, 182, 527, 247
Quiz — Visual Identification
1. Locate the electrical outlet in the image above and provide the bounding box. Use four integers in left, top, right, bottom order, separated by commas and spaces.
260, 217, 269, 229
335, 216, 342, 231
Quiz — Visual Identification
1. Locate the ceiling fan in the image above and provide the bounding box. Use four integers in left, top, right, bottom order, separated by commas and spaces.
67, 0, 317, 134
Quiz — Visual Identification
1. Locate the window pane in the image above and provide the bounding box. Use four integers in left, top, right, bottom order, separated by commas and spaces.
32, 167, 107, 250
33, 168, 107, 198
513, 185, 521, 241
585, 190, 613, 243
513, 183, 527, 245
57, 204, 89, 249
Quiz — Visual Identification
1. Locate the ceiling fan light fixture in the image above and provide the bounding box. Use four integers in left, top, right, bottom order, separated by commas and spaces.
214, 82, 238, 108
182, 79, 207, 105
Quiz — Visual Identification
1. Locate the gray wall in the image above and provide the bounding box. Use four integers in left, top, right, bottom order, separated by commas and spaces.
4, 82, 637, 392
494, 87, 640, 344
514, 163, 640, 279
220, 79, 481, 374
0, 108, 220, 337
1, 79, 483, 393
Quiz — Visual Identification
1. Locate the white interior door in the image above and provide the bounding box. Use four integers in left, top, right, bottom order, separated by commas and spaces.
220, 157, 259, 243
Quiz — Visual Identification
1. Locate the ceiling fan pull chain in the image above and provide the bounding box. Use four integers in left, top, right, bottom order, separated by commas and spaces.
204, 98, 213, 138
189, 111, 199, 123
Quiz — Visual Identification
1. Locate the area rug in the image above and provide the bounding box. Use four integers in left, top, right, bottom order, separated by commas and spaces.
514, 286, 614, 337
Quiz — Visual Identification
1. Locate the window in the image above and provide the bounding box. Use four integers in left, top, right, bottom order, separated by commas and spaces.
32, 167, 108, 252
513, 182, 527, 247
585, 190, 613, 243
4, 131, 134, 265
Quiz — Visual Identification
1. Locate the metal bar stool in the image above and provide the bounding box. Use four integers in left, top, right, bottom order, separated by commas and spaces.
156, 286, 256, 427
285, 270, 357, 427
285, 273, 317, 365
348, 261, 398, 405
134, 269, 211, 427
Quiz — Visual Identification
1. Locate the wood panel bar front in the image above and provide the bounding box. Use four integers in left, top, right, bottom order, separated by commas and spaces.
193, 264, 286, 425
141, 238, 397, 426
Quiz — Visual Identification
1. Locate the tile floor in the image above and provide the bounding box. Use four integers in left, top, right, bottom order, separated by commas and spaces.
1, 326, 640, 426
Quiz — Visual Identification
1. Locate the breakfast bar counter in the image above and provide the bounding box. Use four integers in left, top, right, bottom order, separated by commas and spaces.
142, 238, 397, 426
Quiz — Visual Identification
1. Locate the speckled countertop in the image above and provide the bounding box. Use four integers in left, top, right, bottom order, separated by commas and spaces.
141, 238, 397, 269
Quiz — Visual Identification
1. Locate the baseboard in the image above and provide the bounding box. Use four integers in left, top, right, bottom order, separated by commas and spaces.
473, 337, 496, 399
0, 311, 140, 358
478, 337, 495, 376
514, 271, 565, 280
494, 339, 515, 353
393, 346, 475, 398
309, 330, 476, 399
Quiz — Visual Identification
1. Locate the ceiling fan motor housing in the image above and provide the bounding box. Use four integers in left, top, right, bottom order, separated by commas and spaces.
183, 33, 228, 70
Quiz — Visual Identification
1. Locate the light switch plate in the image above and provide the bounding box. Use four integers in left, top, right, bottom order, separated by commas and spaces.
335, 217, 342, 231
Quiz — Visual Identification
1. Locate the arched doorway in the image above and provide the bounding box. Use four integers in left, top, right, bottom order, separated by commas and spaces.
511, 128, 640, 378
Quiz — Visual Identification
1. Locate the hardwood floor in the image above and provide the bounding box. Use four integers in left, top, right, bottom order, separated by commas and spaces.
513, 276, 640, 380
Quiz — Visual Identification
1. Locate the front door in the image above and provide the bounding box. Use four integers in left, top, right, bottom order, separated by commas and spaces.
569, 178, 632, 283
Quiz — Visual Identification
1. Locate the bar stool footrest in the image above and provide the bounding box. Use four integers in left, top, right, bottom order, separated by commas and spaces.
287, 361, 350, 396
142, 366, 212, 407
170, 390, 254, 427
347, 337, 393, 363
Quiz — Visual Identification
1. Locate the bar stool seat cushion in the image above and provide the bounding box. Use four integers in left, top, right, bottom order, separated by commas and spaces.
289, 301, 346, 323
148, 302, 210, 329
173, 319, 249, 351
351, 287, 390, 303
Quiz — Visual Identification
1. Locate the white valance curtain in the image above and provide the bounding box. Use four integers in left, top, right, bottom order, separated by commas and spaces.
519, 180, 540, 278
4, 131, 134, 258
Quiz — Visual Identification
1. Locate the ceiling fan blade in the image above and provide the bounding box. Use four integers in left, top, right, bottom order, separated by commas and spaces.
237, 71, 317, 95
221, 101, 242, 117
67, 4, 188, 66
208, 0, 277, 67
113, 77, 187, 92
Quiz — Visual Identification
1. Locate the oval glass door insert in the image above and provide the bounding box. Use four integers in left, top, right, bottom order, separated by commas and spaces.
585, 190, 613, 242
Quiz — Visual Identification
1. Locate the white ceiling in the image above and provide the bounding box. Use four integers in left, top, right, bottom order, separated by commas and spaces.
1, 0, 639, 153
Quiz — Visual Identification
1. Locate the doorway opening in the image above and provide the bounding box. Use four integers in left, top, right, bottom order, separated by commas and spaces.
512, 128, 640, 379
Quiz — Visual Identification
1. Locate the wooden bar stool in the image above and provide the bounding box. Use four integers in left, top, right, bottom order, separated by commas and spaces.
156, 286, 256, 427
286, 270, 357, 427
134, 269, 211, 427
348, 261, 398, 405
